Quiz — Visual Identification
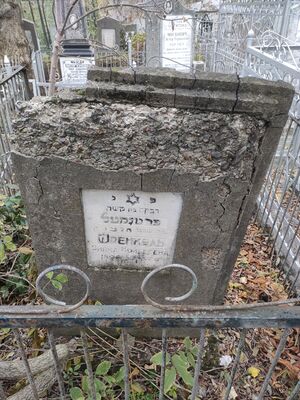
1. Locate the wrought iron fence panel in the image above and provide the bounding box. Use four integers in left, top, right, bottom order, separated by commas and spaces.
238, 31, 300, 294
0, 264, 299, 400
206, 0, 300, 77
0, 65, 30, 195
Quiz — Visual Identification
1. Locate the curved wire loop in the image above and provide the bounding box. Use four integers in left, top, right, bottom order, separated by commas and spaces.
141, 264, 300, 311
141, 264, 198, 308
36, 264, 91, 314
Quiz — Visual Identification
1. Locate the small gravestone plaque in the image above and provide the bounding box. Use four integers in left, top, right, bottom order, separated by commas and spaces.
60, 57, 94, 84
82, 190, 183, 268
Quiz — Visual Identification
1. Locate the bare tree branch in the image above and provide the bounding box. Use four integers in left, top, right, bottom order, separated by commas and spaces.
49, 0, 80, 95
63, 3, 156, 33
61, 0, 80, 33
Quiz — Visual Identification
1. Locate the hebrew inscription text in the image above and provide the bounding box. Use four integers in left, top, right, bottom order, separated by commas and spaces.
82, 190, 183, 269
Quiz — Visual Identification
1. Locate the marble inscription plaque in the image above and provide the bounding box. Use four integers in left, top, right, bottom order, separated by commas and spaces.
82, 190, 183, 268
60, 57, 95, 84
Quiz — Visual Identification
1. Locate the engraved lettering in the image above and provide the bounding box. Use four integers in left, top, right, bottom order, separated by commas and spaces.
82, 190, 183, 268
98, 234, 109, 243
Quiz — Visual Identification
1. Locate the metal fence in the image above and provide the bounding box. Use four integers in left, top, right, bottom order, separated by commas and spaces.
240, 31, 300, 295
0, 64, 30, 196
95, 50, 145, 69
0, 264, 299, 400
198, 27, 300, 294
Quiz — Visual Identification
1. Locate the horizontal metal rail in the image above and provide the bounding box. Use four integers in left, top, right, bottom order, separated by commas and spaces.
0, 305, 299, 329
1, 266, 299, 399
0, 65, 26, 86
247, 45, 300, 76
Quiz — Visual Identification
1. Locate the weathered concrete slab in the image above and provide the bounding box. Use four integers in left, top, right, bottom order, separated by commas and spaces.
12, 68, 293, 307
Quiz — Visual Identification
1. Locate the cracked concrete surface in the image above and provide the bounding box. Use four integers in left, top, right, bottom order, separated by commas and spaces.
12, 99, 267, 182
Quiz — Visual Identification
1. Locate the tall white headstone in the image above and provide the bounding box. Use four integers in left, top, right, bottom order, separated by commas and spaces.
145, 0, 195, 71
161, 15, 193, 72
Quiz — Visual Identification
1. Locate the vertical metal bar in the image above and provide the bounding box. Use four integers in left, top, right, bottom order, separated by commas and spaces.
274, 183, 300, 256
267, 123, 300, 233
159, 328, 168, 400
48, 330, 65, 399
81, 330, 97, 400
257, 329, 291, 400
270, 168, 300, 248
255, 154, 277, 223
280, 0, 292, 37
224, 330, 246, 400
255, 117, 291, 223
121, 329, 130, 400
260, 120, 295, 228
282, 235, 300, 281
285, 241, 300, 288
287, 380, 300, 400
13, 329, 39, 400
191, 328, 206, 400
22, 69, 32, 99
279, 218, 300, 274
288, 267, 300, 296
127, 38, 133, 67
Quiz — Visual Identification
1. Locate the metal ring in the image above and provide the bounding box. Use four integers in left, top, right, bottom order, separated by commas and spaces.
36, 264, 91, 313
141, 264, 198, 309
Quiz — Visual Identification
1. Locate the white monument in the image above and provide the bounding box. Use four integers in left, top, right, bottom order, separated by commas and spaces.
161, 15, 193, 72
146, 0, 195, 71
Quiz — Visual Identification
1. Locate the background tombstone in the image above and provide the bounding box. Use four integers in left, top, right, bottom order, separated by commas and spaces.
22, 19, 39, 52
146, 0, 195, 71
55, 0, 94, 85
55, 0, 88, 43
12, 68, 293, 312
124, 24, 137, 36
96, 17, 123, 51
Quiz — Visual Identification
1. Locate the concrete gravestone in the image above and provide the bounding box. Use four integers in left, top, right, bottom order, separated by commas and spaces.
146, 0, 195, 71
22, 19, 39, 52
96, 17, 123, 50
12, 67, 293, 307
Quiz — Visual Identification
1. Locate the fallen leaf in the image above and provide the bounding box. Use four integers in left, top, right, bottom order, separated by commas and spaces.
248, 366, 260, 378
18, 246, 33, 255
219, 355, 233, 368
277, 359, 299, 379
229, 386, 238, 399
129, 367, 140, 378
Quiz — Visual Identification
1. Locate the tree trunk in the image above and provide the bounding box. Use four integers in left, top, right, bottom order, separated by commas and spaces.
41, 0, 52, 47
48, 29, 63, 95
0, 343, 71, 380
7, 368, 57, 400
0, 0, 31, 66
36, 0, 50, 49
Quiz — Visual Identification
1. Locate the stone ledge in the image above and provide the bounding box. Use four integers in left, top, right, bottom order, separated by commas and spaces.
87, 66, 293, 95
78, 82, 291, 121
84, 67, 294, 122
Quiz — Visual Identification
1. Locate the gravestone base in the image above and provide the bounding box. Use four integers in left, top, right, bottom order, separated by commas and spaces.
12, 68, 293, 327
